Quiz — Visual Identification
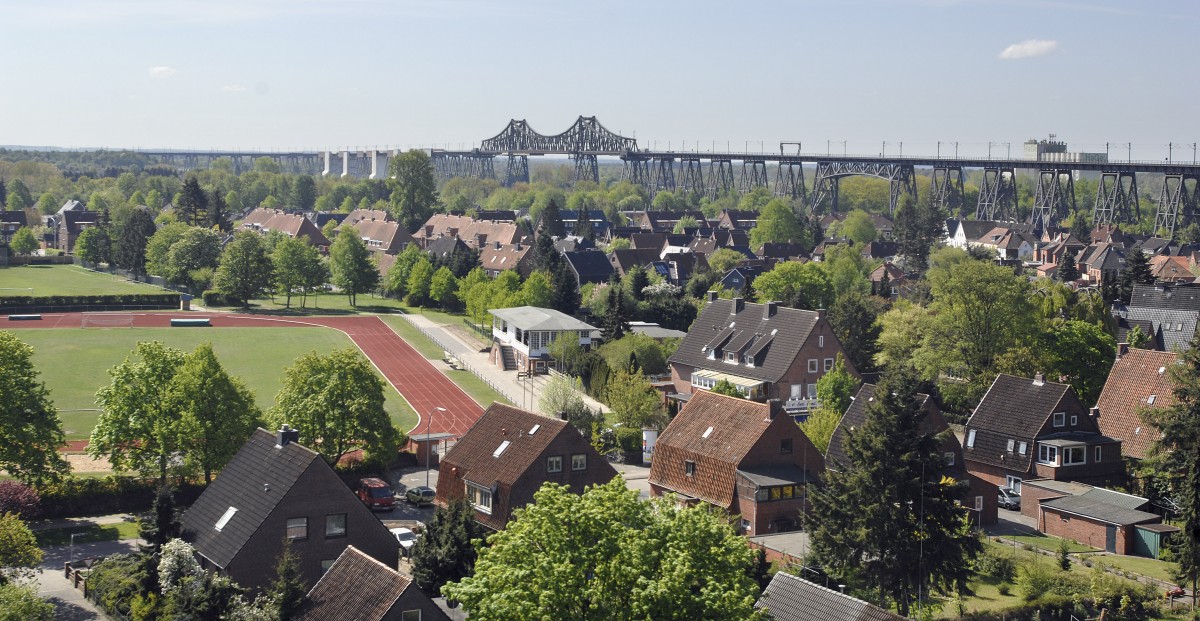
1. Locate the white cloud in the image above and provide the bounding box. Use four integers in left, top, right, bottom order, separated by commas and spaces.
221, 84, 247, 92
998, 39, 1058, 60
148, 66, 177, 78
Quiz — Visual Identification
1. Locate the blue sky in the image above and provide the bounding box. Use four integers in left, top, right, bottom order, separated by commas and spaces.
1, 0, 1197, 159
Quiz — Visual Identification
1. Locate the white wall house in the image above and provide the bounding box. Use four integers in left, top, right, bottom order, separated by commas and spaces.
490, 306, 598, 372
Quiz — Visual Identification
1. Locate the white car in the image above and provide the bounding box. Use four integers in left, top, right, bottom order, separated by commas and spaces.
391, 527, 419, 556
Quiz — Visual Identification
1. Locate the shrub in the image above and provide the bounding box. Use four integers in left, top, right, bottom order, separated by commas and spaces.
0, 481, 41, 519
201, 289, 243, 307
975, 549, 1017, 582
997, 583, 1011, 596
35, 476, 204, 519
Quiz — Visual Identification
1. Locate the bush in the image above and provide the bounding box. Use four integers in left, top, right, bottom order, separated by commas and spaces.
201, 289, 243, 307
997, 583, 1011, 596
87, 553, 152, 616
975, 549, 1017, 582
0, 293, 180, 312
35, 476, 204, 519
0, 481, 41, 519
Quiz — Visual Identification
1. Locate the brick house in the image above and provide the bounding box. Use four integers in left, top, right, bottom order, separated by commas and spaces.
868, 262, 906, 299
412, 213, 522, 250
295, 546, 450, 621
1123, 282, 1200, 352
963, 373, 1124, 495
1018, 480, 1177, 556
1093, 346, 1178, 462
435, 404, 617, 530
55, 210, 100, 253
180, 427, 398, 592
715, 209, 759, 231
668, 295, 857, 419
648, 392, 824, 536
488, 306, 597, 372
0, 211, 28, 244
827, 384, 998, 525
480, 241, 532, 278
636, 210, 709, 233
241, 208, 331, 251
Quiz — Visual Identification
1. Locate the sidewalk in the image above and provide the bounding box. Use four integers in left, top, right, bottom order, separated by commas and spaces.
36, 538, 144, 621
400, 314, 609, 415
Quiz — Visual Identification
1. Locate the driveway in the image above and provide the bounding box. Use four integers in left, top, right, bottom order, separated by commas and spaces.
36, 538, 144, 621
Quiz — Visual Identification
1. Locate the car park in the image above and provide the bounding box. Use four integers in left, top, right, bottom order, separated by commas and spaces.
405, 485, 436, 506
998, 487, 1021, 511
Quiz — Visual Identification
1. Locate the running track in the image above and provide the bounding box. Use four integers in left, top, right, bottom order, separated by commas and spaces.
3, 312, 484, 437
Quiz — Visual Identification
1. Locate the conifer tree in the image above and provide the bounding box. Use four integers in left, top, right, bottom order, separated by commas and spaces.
411, 498, 484, 597
139, 485, 180, 555
550, 261, 581, 315
602, 285, 628, 342
269, 540, 306, 620
541, 199, 566, 238
177, 176, 208, 226
1058, 250, 1079, 282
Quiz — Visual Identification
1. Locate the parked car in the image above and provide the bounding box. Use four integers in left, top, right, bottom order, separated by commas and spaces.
1166, 585, 1185, 598
406, 485, 436, 506
391, 527, 419, 557
356, 478, 395, 511
998, 487, 1021, 511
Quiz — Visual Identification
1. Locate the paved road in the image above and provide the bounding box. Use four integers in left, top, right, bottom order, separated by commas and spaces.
36, 538, 143, 621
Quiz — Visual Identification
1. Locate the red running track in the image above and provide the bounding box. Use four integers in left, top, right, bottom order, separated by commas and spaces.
3, 312, 484, 437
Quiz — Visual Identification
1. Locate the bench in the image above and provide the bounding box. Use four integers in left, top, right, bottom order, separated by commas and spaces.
170, 318, 211, 327
6, 314, 42, 321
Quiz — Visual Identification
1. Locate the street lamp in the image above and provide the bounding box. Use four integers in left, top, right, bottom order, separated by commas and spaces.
425, 406, 447, 488
70, 532, 79, 565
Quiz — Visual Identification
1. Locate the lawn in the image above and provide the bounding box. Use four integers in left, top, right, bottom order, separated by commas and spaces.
16, 327, 418, 440
35, 521, 141, 547
1006, 533, 1097, 554
1083, 552, 1179, 584
0, 264, 170, 297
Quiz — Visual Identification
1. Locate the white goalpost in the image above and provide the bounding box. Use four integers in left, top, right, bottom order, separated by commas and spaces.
80, 313, 136, 329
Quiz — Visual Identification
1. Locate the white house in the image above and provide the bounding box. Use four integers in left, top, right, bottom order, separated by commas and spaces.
489, 306, 598, 373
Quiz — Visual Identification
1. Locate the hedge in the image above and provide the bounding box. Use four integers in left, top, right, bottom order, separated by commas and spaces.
35, 476, 205, 519
201, 290, 243, 307
0, 293, 180, 312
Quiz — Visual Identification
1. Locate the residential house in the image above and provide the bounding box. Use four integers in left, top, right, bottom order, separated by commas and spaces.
0, 211, 28, 244
1149, 255, 1195, 282
869, 261, 906, 299
305, 211, 347, 231
553, 236, 596, 253
963, 373, 1124, 495
1093, 346, 1178, 461
628, 321, 688, 340
341, 217, 414, 256
718, 265, 765, 295
859, 240, 900, 261
715, 209, 759, 231
1122, 282, 1200, 351
648, 392, 824, 535
435, 403, 617, 530
294, 546, 450, 621
474, 209, 520, 223
489, 306, 597, 372
480, 241, 532, 278
629, 232, 667, 250
55, 209, 100, 253
608, 247, 661, 278
424, 235, 470, 264
659, 252, 705, 285
636, 210, 709, 233
180, 427, 398, 591
946, 220, 1017, 249
240, 208, 331, 250
562, 250, 615, 287
1034, 232, 1086, 266
342, 208, 390, 228
412, 213, 522, 249
712, 228, 750, 248
668, 295, 858, 417
827, 384, 997, 524
755, 572, 907, 621
975, 226, 1037, 261
1018, 480, 1177, 557
602, 225, 642, 244
756, 241, 808, 262
553, 209, 610, 239
1078, 242, 1126, 285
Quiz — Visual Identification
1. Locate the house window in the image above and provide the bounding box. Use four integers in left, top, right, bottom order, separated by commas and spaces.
1038, 444, 1059, 465
1063, 446, 1086, 465
321, 559, 336, 575
547, 456, 562, 473
1095, 446, 1103, 462
808, 359, 818, 373
790, 384, 802, 399
1007, 439, 1015, 453
685, 460, 696, 477
966, 429, 976, 448
1007, 476, 1023, 493
1053, 412, 1065, 427
466, 482, 493, 514
944, 452, 955, 466
286, 517, 308, 541
726, 352, 737, 362
781, 438, 793, 455
806, 384, 817, 400
325, 513, 346, 538
975, 496, 984, 511
1070, 415, 1077, 426
572, 454, 587, 471
1018, 442, 1027, 455
818, 335, 824, 348
824, 358, 834, 372
402, 611, 421, 621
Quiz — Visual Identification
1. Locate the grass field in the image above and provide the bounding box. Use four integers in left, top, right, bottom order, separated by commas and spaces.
0, 265, 169, 297
1006, 533, 1097, 554
35, 521, 141, 547
15, 327, 418, 440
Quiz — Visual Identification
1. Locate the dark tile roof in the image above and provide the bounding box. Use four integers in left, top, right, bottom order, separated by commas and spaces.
563, 250, 615, 285
425, 235, 469, 259
1042, 494, 1162, 526
0, 212, 28, 225
756, 572, 906, 621
668, 298, 821, 384
756, 242, 808, 260
827, 384, 962, 476
629, 232, 666, 250
1095, 348, 1178, 460
1124, 285, 1200, 352
609, 247, 661, 276
860, 240, 899, 259
296, 546, 418, 621
180, 429, 319, 569
964, 374, 1098, 472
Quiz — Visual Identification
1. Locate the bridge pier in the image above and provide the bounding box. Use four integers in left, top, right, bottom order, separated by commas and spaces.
707, 159, 735, 198
573, 154, 599, 184
739, 161, 769, 194
774, 162, 807, 203
622, 156, 653, 192
976, 167, 1017, 221
679, 158, 705, 196
504, 155, 529, 186
653, 158, 676, 194
810, 162, 840, 214
930, 166, 965, 216
1153, 173, 1199, 238
1030, 169, 1076, 235
1093, 171, 1139, 226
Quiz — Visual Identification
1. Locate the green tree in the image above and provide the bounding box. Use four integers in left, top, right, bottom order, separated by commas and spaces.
411, 498, 485, 597
138, 484, 180, 554
114, 208, 158, 279
89, 342, 187, 483
405, 256, 435, 307
1042, 320, 1115, 407
752, 261, 834, 310
0, 582, 54, 620
672, 215, 699, 234
519, 270, 554, 308
74, 225, 111, 265
214, 231, 274, 308
429, 266, 460, 310
625, 265, 650, 302
383, 243, 424, 299
572, 206, 595, 241
164, 343, 261, 483
271, 236, 326, 309
828, 291, 882, 372
442, 478, 767, 621
268, 540, 306, 621
800, 407, 841, 455
1057, 250, 1080, 282
8, 228, 38, 256
164, 227, 223, 290
207, 189, 231, 232
267, 348, 401, 465
387, 150, 439, 232
0, 513, 43, 590
815, 354, 860, 415
0, 332, 68, 485
541, 199, 566, 238
710, 379, 744, 398
749, 198, 808, 249
841, 209, 878, 244
1119, 249, 1153, 303
531, 228, 561, 273
292, 175, 318, 212
5, 180, 32, 212
806, 368, 981, 617
34, 192, 58, 216
329, 226, 380, 307
605, 368, 662, 429
706, 247, 745, 276
893, 193, 943, 271
598, 333, 669, 375
602, 285, 629, 341
177, 176, 208, 226
550, 261, 582, 315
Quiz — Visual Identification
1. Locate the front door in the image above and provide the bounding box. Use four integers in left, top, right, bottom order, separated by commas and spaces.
1105, 525, 1118, 553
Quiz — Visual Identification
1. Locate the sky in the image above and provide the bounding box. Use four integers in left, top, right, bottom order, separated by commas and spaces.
1, 0, 1198, 160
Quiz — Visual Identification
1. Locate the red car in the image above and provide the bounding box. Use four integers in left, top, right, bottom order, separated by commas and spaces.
356, 478, 395, 511
1166, 586, 1186, 598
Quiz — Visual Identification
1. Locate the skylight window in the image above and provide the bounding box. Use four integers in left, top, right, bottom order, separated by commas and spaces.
493, 440, 512, 458
1147, 395, 1156, 405
529, 424, 541, 435
215, 507, 237, 531
702, 426, 714, 439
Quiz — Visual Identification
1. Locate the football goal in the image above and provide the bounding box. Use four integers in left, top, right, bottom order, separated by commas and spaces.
81, 313, 136, 329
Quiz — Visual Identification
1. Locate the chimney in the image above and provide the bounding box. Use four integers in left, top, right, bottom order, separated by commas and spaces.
1116, 342, 1129, 359
731, 297, 744, 315
707, 290, 718, 303
767, 399, 782, 421
1090, 406, 1100, 419
494, 240, 502, 250
276, 424, 299, 448
764, 301, 778, 319
1032, 372, 1045, 386
516, 242, 522, 251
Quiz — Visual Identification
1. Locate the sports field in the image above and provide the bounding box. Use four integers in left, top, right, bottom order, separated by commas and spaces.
15, 326, 419, 441
0, 264, 169, 297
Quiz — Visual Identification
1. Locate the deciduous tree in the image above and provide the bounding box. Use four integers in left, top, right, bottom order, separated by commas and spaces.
0, 332, 68, 485
329, 226, 379, 307
815, 354, 860, 415
841, 209, 878, 244
405, 256, 435, 307
0, 512, 43, 584
291, 175, 317, 212
749, 198, 808, 250
74, 225, 111, 265
271, 236, 326, 309
752, 261, 833, 310
8, 228, 38, 256
604, 368, 662, 429
387, 150, 439, 232
429, 266, 460, 310
214, 231, 274, 307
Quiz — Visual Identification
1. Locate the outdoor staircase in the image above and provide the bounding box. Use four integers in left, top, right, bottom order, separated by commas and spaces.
500, 345, 517, 371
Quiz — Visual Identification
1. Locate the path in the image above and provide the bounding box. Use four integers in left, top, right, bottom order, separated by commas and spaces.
2, 312, 484, 437
36, 538, 143, 621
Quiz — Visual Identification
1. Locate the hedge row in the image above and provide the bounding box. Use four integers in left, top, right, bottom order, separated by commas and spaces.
36, 476, 205, 519
0, 293, 180, 307
201, 290, 243, 307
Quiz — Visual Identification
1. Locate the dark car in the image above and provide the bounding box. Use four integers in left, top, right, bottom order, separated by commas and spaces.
405, 485, 436, 506
356, 478, 395, 511
998, 487, 1021, 511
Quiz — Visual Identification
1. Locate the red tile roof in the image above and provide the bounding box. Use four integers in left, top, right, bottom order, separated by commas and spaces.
1094, 348, 1178, 460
